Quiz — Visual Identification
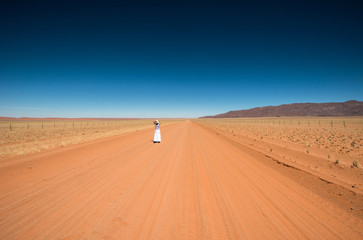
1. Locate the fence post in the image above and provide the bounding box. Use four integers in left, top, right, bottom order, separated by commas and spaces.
54, 122, 55, 129
331, 121, 333, 127
343, 120, 346, 128
10, 123, 12, 131
28, 123, 29, 130
42, 123, 43, 130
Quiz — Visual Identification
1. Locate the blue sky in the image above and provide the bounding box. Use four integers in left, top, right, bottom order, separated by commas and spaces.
1, 0, 362, 118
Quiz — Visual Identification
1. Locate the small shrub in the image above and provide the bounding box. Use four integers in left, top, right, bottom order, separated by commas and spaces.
353, 161, 358, 168
270, 148, 272, 152
306, 149, 309, 154
335, 159, 339, 164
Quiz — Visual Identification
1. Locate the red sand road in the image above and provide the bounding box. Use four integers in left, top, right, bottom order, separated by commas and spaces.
0, 121, 362, 239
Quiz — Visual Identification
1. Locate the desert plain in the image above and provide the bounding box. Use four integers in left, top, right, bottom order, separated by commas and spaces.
0, 117, 362, 239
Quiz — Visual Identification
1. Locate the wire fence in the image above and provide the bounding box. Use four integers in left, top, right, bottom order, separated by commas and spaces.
0, 120, 151, 131
196, 117, 363, 129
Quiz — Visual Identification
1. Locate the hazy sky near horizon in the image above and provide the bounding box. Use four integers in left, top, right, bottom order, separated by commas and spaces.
1, 0, 363, 118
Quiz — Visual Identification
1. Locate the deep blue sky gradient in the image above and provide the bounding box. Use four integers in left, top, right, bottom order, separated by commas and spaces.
1, 0, 362, 117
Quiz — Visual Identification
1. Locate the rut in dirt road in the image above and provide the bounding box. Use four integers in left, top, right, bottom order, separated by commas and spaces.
0, 121, 362, 239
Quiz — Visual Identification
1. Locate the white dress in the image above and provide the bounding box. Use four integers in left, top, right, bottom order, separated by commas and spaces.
154, 123, 161, 142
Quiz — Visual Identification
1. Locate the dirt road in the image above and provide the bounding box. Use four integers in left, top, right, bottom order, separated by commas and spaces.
0, 121, 362, 239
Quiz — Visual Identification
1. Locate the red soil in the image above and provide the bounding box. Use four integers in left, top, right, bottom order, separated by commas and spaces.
0, 121, 362, 239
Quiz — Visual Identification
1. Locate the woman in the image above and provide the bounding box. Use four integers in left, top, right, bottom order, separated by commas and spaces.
153, 120, 161, 143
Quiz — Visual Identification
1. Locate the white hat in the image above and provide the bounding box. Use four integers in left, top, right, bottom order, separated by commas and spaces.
155, 120, 159, 123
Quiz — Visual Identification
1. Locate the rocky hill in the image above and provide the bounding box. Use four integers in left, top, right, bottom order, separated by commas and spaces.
202, 100, 363, 118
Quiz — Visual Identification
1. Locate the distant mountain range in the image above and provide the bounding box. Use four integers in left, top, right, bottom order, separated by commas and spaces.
201, 100, 363, 118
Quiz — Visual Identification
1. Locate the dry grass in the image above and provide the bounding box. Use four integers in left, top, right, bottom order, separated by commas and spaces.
193, 117, 363, 167
0, 119, 182, 160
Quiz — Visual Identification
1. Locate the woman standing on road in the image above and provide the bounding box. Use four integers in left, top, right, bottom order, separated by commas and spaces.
153, 120, 161, 143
